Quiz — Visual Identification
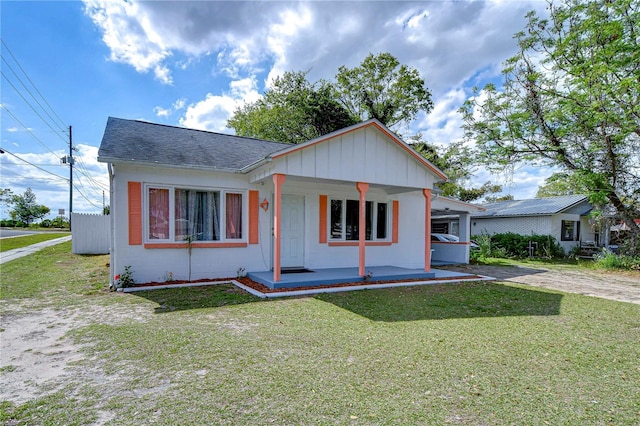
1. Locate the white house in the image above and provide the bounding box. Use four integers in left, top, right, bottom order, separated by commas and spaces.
470, 195, 596, 254
98, 117, 482, 288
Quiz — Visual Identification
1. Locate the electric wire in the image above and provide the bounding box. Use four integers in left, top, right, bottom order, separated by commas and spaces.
1, 39, 68, 133
0, 147, 68, 181
1, 106, 62, 159
0, 71, 70, 147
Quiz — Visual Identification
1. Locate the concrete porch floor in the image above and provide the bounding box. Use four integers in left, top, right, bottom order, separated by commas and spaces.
247, 265, 470, 290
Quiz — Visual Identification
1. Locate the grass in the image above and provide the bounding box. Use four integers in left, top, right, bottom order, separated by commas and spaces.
0, 232, 70, 252
1, 245, 639, 425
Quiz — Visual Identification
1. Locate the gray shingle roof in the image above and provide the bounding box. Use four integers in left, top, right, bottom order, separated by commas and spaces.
472, 195, 590, 217
97, 117, 292, 171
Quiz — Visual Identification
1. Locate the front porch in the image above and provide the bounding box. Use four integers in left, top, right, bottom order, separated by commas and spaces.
248, 264, 467, 290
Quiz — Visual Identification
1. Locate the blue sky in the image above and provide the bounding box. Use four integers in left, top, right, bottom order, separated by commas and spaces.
1, 0, 551, 219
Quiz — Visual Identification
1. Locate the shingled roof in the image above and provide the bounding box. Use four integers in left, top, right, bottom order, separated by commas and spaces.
472, 195, 591, 218
97, 117, 292, 172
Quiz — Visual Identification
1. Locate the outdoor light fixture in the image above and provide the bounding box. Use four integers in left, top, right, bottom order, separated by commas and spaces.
260, 198, 269, 212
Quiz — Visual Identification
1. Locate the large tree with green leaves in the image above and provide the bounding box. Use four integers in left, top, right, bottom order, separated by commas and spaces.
335, 52, 433, 128
227, 71, 356, 144
228, 53, 434, 142
536, 172, 589, 198
461, 0, 640, 252
9, 188, 50, 225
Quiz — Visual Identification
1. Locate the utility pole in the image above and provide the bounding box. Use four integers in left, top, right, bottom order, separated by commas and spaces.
69, 125, 73, 230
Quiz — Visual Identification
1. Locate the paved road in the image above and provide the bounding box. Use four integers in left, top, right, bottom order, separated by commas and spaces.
0, 229, 40, 238
0, 235, 72, 264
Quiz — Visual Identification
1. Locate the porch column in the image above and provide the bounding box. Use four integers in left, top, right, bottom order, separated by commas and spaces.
459, 212, 471, 264
356, 182, 369, 277
273, 174, 286, 282
423, 189, 432, 272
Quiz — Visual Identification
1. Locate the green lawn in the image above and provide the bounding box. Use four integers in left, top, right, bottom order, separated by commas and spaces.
0, 232, 70, 252
1, 243, 639, 425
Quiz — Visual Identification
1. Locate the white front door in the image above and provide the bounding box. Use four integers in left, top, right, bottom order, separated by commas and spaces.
280, 194, 305, 268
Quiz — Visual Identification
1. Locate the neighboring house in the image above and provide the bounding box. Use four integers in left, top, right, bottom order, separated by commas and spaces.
470, 195, 596, 254
98, 117, 482, 287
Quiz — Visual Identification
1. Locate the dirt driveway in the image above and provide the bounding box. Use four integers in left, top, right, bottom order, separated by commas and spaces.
442, 264, 640, 305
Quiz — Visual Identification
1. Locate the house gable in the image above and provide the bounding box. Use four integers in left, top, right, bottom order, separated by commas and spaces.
249, 120, 446, 189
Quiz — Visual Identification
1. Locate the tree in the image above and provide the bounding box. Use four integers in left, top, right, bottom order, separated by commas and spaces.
461, 0, 640, 253
536, 172, 589, 198
484, 194, 515, 203
227, 53, 435, 143
335, 52, 434, 128
411, 137, 503, 202
227, 71, 357, 144
0, 188, 13, 207
9, 188, 50, 225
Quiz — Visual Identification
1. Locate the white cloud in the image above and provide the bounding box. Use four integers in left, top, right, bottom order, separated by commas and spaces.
0, 145, 109, 218
179, 77, 260, 133
84, 0, 174, 84
81, 0, 551, 200
154, 98, 188, 118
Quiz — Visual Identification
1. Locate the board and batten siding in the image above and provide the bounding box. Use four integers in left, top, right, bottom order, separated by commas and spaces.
250, 127, 437, 189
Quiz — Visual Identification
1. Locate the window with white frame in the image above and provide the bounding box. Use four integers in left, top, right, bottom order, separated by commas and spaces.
146, 185, 244, 242
330, 198, 388, 241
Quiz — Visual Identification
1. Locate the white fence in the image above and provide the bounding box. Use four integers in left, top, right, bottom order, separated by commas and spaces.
71, 213, 110, 254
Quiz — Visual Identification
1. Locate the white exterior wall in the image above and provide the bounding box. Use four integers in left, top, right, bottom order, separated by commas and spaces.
250, 127, 437, 189
472, 216, 553, 237
110, 165, 433, 285
278, 181, 428, 271
110, 164, 275, 284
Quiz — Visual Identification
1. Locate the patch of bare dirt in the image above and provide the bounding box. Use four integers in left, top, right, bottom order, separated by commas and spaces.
441, 264, 640, 305
0, 300, 153, 406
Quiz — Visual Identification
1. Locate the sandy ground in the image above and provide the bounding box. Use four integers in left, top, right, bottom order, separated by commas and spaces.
1, 265, 638, 412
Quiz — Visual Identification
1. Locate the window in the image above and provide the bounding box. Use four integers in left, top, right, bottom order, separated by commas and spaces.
330, 198, 388, 241
561, 220, 580, 241
146, 185, 244, 242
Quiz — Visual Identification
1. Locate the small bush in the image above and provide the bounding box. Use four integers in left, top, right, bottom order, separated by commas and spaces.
594, 249, 640, 271
472, 233, 564, 259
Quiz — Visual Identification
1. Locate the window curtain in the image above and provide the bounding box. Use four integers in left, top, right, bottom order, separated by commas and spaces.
175, 189, 188, 241
148, 188, 169, 239
226, 193, 242, 239
175, 189, 219, 241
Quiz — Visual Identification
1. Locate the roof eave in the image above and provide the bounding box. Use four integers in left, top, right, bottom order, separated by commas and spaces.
97, 156, 240, 174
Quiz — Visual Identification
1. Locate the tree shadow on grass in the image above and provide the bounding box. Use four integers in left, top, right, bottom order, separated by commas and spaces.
130, 284, 261, 313
315, 281, 563, 322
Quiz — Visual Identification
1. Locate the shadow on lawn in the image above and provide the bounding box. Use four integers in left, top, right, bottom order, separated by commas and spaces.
130, 284, 259, 313
315, 281, 563, 322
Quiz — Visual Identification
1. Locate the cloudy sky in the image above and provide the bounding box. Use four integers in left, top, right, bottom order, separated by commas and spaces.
1, 0, 552, 219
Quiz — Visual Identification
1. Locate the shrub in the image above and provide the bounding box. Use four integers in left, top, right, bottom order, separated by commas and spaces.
472, 233, 564, 259
594, 249, 640, 271
115, 265, 135, 289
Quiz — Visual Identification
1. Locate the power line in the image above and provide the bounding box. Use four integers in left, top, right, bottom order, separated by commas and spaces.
1, 39, 68, 133
0, 71, 69, 147
0, 147, 69, 182
1, 106, 62, 159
